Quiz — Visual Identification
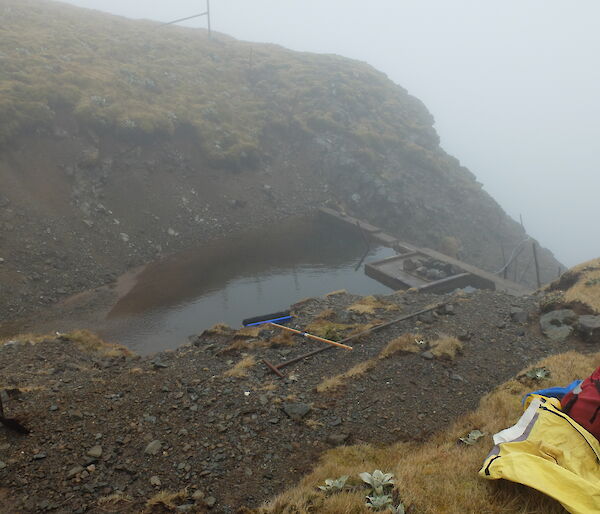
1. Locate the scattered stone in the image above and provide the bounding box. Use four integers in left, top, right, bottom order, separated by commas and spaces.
578, 315, 600, 343
144, 440, 162, 456
510, 307, 528, 323
329, 417, 342, 427
540, 309, 577, 341
419, 311, 434, 324
283, 402, 311, 421
176, 505, 195, 512
49, 405, 58, 411
33, 453, 47, 460
67, 465, 84, 478
421, 351, 434, 360
86, 445, 102, 459
441, 303, 455, 315
192, 490, 205, 501
151, 360, 169, 369
119, 233, 130, 243
150, 475, 162, 486
205, 496, 217, 508
327, 433, 349, 445
0, 461, 6, 469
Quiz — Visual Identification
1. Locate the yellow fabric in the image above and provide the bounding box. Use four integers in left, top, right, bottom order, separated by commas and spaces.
480, 396, 600, 514
523, 393, 562, 410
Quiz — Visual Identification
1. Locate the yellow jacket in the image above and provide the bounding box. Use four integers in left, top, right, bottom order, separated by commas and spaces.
480, 395, 600, 514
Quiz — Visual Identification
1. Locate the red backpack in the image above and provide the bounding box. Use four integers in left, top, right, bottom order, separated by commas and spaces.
561, 366, 600, 440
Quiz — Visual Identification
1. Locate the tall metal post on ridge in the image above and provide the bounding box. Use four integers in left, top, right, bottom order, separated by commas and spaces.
207, 0, 212, 38
159, 0, 212, 37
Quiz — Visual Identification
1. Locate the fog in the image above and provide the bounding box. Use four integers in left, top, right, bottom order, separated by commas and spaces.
60, 0, 600, 267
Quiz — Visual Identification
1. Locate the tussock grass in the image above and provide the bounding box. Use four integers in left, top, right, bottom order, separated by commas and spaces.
260, 351, 600, 513
202, 323, 233, 336
0, 332, 52, 345
430, 335, 463, 361
317, 334, 418, 393
346, 296, 400, 315
305, 320, 359, 342
325, 290, 348, 297
144, 488, 189, 512
0, 0, 440, 176
316, 361, 377, 393
0, 330, 131, 357
224, 330, 296, 352
97, 492, 134, 512
223, 355, 256, 377
561, 258, 600, 313
62, 330, 132, 357
378, 333, 422, 358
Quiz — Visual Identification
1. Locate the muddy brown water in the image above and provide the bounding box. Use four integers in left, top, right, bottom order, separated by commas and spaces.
99, 217, 394, 354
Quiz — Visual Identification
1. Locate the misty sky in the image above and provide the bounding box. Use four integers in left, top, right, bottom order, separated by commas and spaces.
59, 0, 599, 266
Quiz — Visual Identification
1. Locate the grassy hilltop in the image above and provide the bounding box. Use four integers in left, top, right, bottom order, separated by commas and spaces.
0, 0, 439, 170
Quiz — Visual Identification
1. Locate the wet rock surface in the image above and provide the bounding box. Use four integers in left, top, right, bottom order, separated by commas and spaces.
0, 289, 593, 513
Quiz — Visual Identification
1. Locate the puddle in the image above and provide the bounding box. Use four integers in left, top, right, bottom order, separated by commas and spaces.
100, 216, 395, 354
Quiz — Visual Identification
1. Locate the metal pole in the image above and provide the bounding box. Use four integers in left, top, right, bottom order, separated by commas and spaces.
207, 0, 212, 37
532, 242, 542, 288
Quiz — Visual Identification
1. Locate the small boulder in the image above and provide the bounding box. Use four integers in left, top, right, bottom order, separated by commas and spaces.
67, 465, 84, 479
86, 445, 102, 459
510, 307, 528, 323
327, 433, 349, 445
283, 402, 311, 421
144, 440, 162, 456
540, 309, 577, 341
578, 315, 600, 343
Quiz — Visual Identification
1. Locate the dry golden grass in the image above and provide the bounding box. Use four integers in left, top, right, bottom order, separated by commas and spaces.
97, 492, 134, 512
316, 308, 337, 321
257, 351, 600, 513
378, 333, 422, 358
316, 361, 377, 393
305, 419, 324, 429
63, 330, 132, 357
224, 331, 296, 352
0, 330, 131, 357
325, 290, 348, 297
347, 296, 400, 315
223, 356, 256, 378
317, 334, 419, 393
202, 323, 233, 336
144, 488, 189, 512
562, 258, 600, 313
305, 320, 358, 341
430, 335, 464, 361
0, 332, 52, 345
235, 326, 263, 339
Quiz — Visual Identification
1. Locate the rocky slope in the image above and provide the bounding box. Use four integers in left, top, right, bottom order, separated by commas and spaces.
0, 0, 561, 326
2, 286, 595, 514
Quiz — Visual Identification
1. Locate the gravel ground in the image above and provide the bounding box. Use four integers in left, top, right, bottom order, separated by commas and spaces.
0, 289, 592, 513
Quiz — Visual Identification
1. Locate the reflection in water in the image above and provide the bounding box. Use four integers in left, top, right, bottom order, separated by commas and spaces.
101, 217, 395, 354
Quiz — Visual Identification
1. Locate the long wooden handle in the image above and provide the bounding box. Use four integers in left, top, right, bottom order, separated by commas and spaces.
269, 323, 353, 351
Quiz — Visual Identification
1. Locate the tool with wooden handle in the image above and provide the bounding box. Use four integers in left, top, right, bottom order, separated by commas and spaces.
268, 323, 353, 351
242, 310, 353, 351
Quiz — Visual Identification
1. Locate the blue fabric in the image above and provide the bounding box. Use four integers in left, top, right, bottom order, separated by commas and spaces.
522, 380, 582, 405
